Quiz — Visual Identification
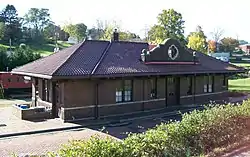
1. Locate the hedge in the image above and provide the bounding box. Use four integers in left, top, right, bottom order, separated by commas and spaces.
48, 100, 250, 157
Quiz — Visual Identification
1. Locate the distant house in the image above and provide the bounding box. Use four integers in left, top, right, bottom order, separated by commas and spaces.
239, 44, 250, 54
11, 31, 245, 122
208, 52, 230, 62
67, 36, 78, 44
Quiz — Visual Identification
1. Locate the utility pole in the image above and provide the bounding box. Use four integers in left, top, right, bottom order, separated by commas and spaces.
9, 38, 12, 52
144, 25, 150, 42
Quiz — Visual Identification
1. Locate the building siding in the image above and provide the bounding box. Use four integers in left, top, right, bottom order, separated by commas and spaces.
32, 74, 229, 121
63, 80, 95, 108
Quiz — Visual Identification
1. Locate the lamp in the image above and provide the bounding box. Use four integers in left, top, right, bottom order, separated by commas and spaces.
193, 51, 196, 65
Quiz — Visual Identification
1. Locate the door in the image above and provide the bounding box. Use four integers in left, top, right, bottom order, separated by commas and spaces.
166, 77, 180, 106
52, 82, 61, 118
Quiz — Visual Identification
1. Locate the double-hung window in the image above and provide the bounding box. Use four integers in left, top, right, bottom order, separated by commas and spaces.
204, 76, 214, 93
150, 78, 157, 99
187, 77, 192, 95
115, 80, 133, 103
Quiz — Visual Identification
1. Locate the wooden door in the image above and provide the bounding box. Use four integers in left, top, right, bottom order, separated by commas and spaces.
166, 77, 180, 106
52, 82, 61, 118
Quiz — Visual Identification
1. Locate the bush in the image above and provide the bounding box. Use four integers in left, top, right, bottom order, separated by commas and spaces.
49, 100, 250, 157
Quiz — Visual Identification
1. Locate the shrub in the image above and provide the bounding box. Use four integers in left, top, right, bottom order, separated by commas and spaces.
49, 100, 250, 157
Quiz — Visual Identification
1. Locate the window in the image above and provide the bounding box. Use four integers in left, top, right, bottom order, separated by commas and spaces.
124, 80, 132, 102
150, 78, 157, 99
115, 80, 133, 103
223, 75, 227, 86
42, 80, 51, 102
116, 88, 123, 103
17, 77, 20, 82
187, 77, 192, 95
208, 76, 213, 93
203, 76, 208, 93
8, 78, 11, 82
204, 76, 214, 93
168, 77, 174, 84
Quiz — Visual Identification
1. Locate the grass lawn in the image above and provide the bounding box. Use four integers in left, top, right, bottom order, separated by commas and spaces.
229, 78, 250, 92
0, 41, 72, 56
232, 63, 250, 69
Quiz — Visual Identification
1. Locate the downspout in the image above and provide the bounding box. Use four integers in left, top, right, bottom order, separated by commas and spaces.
95, 81, 99, 119
193, 74, 196, 104
142, 78, 145, 111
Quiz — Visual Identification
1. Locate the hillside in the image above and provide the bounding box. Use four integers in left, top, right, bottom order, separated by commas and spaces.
0, 41, 73, 56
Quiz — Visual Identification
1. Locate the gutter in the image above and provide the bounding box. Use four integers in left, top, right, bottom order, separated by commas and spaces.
11, 71, 52, 79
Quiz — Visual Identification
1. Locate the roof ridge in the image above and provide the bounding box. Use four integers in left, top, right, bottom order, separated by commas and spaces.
51, 41, 86, 76
90, 41, 112, 75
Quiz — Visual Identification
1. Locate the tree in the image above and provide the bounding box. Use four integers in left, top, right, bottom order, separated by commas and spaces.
211, 27, 224, 42
0, 4, 21, 42
0, 22, 6, 40
63, 23, 87, 42
75, 23, 87, 42
44, 23, 59, 39
24, 8, 52, 40
219, 37, 239, 52
208, 40, 217, 53
88, 27, 104, 40
187, 26, 207, 53
148, 9, 185, 44
8, 46, 41, 69
94, 20, 140, 41
0, 47, 8, 71
187, 33, 207, 53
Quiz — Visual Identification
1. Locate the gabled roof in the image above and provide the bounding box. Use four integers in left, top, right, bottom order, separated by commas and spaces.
11, 39, 246, 79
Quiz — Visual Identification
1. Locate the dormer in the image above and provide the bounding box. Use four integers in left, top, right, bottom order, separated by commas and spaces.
141, 38, 199, 65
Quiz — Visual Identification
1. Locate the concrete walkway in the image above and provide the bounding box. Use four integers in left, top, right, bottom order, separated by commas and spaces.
0, 128, 116, 157
0, 107, 81, 137
0, 98, 31, 108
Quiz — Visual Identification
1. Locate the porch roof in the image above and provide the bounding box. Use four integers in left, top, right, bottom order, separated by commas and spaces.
11, 39, 246, 79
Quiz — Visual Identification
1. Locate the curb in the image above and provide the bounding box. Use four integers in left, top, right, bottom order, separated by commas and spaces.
0, 106, 203, 139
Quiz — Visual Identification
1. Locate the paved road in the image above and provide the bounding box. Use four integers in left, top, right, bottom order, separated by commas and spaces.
0, 128, 115, 157
91, 114, 182, 139
0, 113, 182, 156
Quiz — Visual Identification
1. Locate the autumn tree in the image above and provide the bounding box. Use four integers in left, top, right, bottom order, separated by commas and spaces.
219, 37, 239, 52
187, 26, 207, 53
208, 40, 216, 53
148, 9, 185, 44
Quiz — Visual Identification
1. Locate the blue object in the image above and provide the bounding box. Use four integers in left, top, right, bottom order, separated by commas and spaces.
20, 105, 28, 109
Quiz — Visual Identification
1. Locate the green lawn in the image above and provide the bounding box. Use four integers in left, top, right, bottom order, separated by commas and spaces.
0, 41, 72, 56
232, 63, 250, 70
229, 78, 250, 92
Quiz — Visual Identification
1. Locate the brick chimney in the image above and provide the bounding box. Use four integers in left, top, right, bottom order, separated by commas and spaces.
113, 29, 119, 41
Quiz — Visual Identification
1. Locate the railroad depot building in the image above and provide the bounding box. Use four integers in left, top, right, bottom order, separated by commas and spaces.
11, 33, 245, 121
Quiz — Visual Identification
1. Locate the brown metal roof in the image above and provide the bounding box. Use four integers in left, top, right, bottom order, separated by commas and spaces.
11, 39, 246, 79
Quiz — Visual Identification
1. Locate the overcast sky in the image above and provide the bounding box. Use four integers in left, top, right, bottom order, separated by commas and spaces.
0, 0, 249, 41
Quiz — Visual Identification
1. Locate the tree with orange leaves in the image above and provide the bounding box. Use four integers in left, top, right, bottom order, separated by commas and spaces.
208, 40, 217, 53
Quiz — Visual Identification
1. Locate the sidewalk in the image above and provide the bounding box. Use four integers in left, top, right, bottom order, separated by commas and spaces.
0, 95, 249, 139
0, 104, 203, 138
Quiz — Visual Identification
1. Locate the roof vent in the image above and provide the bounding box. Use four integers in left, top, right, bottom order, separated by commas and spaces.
113, 29, 119, 41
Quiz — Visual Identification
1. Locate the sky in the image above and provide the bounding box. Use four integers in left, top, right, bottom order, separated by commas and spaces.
0, 0, 249, 41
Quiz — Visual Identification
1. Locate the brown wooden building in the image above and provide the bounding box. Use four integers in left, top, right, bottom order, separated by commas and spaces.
11, 35, 245, 122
